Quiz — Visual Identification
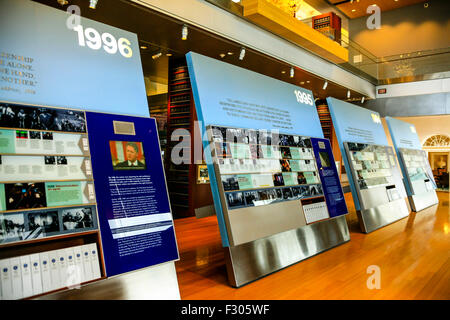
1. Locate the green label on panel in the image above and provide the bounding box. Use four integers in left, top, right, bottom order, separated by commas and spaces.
230, 143, 250, 159
237, 174, 253, 190
45, 181, 83, 207
260, 145, 273, 158
282, 172, 297, 186
290, 148, 301, 159
0, 184, 5, 211
0, 130, 15, 154
304, 172, 318, 184
289, 160, 302, 172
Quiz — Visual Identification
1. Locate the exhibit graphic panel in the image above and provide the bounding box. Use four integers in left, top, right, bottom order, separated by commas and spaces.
327, 97, 409, 233
0, 0, 147, 115
187, 52, 349, 287
385, 117, 438, 211
85, 112, 179, 277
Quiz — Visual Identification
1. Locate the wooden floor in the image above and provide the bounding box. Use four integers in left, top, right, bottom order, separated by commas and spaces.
173, 192, 450, 300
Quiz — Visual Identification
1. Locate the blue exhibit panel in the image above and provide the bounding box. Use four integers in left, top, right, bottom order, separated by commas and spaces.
327, 97, 389, 210
0, 0, 148, 117
186, 52, 326, 246
311, 138, 347, 217
85, 112, 178, 277
385, 117, 422, 150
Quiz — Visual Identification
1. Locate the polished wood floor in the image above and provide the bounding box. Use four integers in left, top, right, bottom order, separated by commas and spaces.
173, 192, 450, 300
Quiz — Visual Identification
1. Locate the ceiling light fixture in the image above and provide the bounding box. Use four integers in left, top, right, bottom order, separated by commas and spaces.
227, 52, 234, 55
181, 24, 188, 40
281, 71, 286, 74
306, 80, 310, 83
89, 0, 98, 9
140, 45, 147, 50
239, 47, 246, 60
290, 67, 294, 78
57, 0, 68, 5
219, 53, 226, 58
166, 53, 173, 57
152, 52, 162, 60
300, 81, 305, 85
322, 81, 328, 90
361, 96, 365, 103
347, 90, 351, 98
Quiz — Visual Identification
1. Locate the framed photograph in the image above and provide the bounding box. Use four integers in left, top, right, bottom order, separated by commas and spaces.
226, 192, 245, 208
62, 207, 95, 231
197, 164, 209, 184
5, 182, 47, 210
27, 211, 60, 239
110, 141, 146, 170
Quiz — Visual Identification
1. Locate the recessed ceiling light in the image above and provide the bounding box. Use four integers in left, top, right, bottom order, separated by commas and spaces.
300, 81, 305, 85
306, 80, 310, 83
352, 9, 356, 12
227, 52, 234, 55
166, 53, 173, 57
281, 71, 286, 74
140, 46, 147, 50
219, 53, 226, 58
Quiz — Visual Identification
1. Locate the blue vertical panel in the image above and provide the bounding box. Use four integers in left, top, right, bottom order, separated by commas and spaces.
327, 97, 389, 210
85, 112, 178, 277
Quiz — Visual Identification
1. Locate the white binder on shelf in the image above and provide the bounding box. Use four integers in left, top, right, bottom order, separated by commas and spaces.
48, 250, 61, 291
73, 246, 85, 283
65, 247, 81, 288
81, 245, 93, 282
57, 249, 68, 289
30, 253, 43, 296
20, 255, 33, 298
0, 258, 13, 300
10, 257, 22, 300
39, 252, 52, 294
88, 243, 101, 280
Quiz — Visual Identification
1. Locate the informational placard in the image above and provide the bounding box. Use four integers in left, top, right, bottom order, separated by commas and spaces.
385, 117, 437, 195
187, 52, 347, 247
0, 0, 147, 116
85, 112, 178, 277
328, 97, 409, 232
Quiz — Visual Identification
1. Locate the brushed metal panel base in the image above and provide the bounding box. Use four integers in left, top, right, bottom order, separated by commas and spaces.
409, 191, 439, 212
224, 215, 350, 287
357, 198, 410, 233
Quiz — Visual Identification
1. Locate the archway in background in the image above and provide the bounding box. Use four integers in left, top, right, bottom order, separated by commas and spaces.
423, 134, 450, 192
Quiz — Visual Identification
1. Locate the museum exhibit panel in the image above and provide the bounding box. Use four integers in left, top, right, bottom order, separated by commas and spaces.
0, 0, 179, 300
327, 97, 410, 234
187, 52, 349, 287
385, 117, 438, 212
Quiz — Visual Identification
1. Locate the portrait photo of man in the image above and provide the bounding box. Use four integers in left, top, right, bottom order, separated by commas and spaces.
111, 141, 146, 170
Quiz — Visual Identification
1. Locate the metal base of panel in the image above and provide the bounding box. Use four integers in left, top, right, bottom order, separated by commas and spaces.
224, 216, 350, 287
357, 198, 410, 233
409, 191, 439, 212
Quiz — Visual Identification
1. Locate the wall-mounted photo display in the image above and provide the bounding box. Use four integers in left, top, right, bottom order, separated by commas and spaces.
0, 205, 98, 245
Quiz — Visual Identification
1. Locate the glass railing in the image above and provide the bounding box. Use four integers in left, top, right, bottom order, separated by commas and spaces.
204, 0, 450, 85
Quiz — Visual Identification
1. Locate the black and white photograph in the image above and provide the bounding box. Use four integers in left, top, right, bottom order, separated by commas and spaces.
222, 175, 239, 191
29, 131, 41, 139
258, 130, 272, 145
5, 182, 47, 210
299, 186, 311, 198
275, 188, 283, 200
0, 213, 26, 243
291, 186, 300, 198
227, 192, 245, 208
0, 103, 86, 132
250, 144, 260, 159
225, 128, 246, 144
62, 207, 95, 230
244, 191, 259, 206
27, 211, 60, 238
303, 138, 312, 148
57, 156, 68, 165
45, 156, 56, 165
309, 184, 322, 197
42, 131, 54, 140
282, 187, 293, 200
215, 142, 232, 158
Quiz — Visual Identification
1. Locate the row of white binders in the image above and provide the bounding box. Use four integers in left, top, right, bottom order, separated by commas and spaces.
0, 243, 101, 300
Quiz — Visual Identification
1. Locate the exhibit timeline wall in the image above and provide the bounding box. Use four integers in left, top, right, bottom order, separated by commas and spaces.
385, 117, 438, 211
0, 0, 180, 299
187, 52, 349, 287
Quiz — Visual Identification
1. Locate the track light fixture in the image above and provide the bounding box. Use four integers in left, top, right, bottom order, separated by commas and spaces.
152, 52, 162, 60
89, 0, 98, 9
181, 24, 188, 40
361, 96, 365, 103
290, 67, 294, 78
239, 47, 246, 60
347, 90, 351, 98
322, 81, 328, 90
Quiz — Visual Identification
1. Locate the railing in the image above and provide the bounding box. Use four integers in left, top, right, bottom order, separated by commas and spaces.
204, 0, 450, 85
